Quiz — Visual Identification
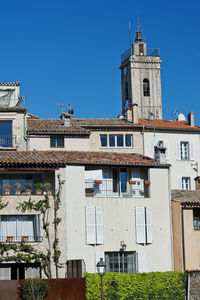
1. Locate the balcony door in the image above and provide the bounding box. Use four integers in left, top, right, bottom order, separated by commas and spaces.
112, 168, 127, 196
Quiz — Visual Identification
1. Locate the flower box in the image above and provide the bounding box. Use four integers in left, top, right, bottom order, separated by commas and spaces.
22, 236, 29, 242
14, 190, 21, 196
94, 180, 102, 184
35, 190, 43, 195
4, 189, 10, 196
7, 236, 13, 242
129, 181, 136, 184
144, 181, 151, 185
46, 190, 52, 196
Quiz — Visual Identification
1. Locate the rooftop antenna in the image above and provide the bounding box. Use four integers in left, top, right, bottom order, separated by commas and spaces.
58, 103, 63, 114
68, 103, 74, 115
173, 109, 179, 119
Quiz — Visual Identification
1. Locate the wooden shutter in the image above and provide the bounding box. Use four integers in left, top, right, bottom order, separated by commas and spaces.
146, 207, 152, 244
135, 207, 145, 244
176, 141, 181, 160
95, 252, 105, 273
85, 206, 96, 244
96, 207, 103, 244
189, 142, 195, 160
191, 177, 195, 190
138, 250, 146, 273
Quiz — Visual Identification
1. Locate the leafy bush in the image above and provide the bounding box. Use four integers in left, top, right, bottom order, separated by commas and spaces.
19, 278, 50, 300
85, 271, 187, 300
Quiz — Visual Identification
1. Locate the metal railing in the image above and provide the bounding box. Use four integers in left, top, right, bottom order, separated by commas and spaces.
121, 47, 160, 62
0, 236, 42, 243
0, 135, 24, 148
85, 179, 149, 198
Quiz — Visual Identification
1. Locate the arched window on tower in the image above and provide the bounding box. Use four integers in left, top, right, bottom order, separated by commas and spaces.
125, 82, 128, 100
143, 78, 150, 96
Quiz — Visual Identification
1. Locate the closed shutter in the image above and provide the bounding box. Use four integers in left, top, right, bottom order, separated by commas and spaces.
164, 140, 169, 160
96, 207, 103, 244
176, 141, 181, 160
191, 177, 195, 190
25, 266, 40, 278
95, 252, 105, 273
151, 137, 158, 158
0, 265, 11, 280
146, 207, 152, 244
138, 250, 146, 273
178, 177, 182, 190
135, 207, 145, 244
189, 142, 195, 160
85, 206, 96, 244
34, 215, 40, 242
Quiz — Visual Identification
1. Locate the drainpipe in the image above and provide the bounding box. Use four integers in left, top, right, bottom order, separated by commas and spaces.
187, 272, 190, 300
168, 167, 174, 270
142, 124, 145, 156
24, 111, 28, 150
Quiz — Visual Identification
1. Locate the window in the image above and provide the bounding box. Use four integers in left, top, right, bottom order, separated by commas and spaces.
0, 263, 40, 280
181, 177, 190, 190
100, 134, 132, 148
143, 79, 150, 96
135, 207, 152, 244
125, 82, 129, 100
50, 136, 64, 148
85, 206, 103, 245
0, 121, 12, 147
0, 215, 40, 242
193, 208, 200, 230
105, 252, 136, 273
180, 142, 189, 160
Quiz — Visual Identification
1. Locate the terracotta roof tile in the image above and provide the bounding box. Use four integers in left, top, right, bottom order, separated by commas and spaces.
139, 118, 200, 130
27, 119, 90, 135
74, 118, 139, 127
172, 190, 200, 204
0, 82, 20, 86
0, 150, 168, 168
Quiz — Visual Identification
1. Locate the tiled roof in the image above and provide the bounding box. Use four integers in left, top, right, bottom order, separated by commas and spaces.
0, 82, 20, 86
172, 190, 200, 205
27, 119, 90, 135
139, 119, 200, 131
74, 118, 141, 127
0, 150, 169, 168
0, 105, 27, 113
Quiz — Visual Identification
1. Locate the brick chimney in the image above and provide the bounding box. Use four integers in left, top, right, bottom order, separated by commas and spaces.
126, 103, 139, 124
188, 112, 194, 127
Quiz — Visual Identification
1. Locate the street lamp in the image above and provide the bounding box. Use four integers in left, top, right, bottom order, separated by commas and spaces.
97, 258, 107, 300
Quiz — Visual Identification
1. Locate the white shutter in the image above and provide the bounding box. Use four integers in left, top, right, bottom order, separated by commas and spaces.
85, 206, 96, 244
0, 266, 11, 280
176, 141, 181, 160
151, 137, 158, 158
191, 177, 195, 190
164, 140, 169, 160
138, 250, 146, 273
146, 207, 152, 244
135, 207, 146, 244
189, 142, 195, 160
96, 207, 103, 244
25, 266, 40, 278
95, 252, 105, 273
178, 177, 182, 190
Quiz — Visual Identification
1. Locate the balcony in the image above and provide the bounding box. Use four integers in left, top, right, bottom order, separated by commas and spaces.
85, 179, 150, 198
0, 135, 24, 149
121, 47, 160, 62
0, 236, 42, 243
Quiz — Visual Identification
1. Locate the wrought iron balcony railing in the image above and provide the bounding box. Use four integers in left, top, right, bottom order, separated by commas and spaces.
0, 135, 25, 148
0, 236, 42, 243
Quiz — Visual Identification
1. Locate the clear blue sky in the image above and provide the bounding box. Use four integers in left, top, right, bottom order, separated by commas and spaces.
1, 0, 200, 123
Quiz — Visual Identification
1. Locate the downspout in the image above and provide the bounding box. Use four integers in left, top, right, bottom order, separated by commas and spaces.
187, 272, 190, 300
168, 167, 174, 270
142, 124, 145, 156
24, 111, 28, 150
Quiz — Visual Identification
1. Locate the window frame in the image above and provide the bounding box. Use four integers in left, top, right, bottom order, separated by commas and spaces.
181, 177, 190, 190
105, 251, 136, 273
50, 136, 64, 148
143, 78, 150, 97
180, 141, 189, 160
100, 134, 133, 148
193, 208, 200, 230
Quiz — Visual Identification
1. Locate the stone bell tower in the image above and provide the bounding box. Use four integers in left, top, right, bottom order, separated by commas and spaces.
120, 25, 162, 120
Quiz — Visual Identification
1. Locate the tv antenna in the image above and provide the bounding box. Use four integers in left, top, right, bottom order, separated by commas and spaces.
173, 109, 179, 119
68, 103, 74, 115
58, 103, 64, 114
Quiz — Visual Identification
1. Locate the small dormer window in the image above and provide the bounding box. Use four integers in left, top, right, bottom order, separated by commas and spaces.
143, 79, 150, 96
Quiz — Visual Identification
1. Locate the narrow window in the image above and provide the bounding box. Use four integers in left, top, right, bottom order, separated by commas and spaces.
180, 142, 189, 160
181, 177, 190, 190
125, 135, 132, 147
143, 79, 150, 96
109, 135, 115, 147
117, 135, 123, 147
100, 135, 107, 147
194, 208, 200, 230
125, 82, 129, 100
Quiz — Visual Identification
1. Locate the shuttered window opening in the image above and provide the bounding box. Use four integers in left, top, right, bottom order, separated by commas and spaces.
105, 251, 136, 273
135, 207, 152, 244
176, 141, 195, 160
85, 206, 103, 245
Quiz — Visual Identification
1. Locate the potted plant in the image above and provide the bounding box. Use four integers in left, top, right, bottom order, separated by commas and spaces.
94, 180, 102, 184
43, 182, 52, 195
3, 183, 11, 196
25, 183, 32, 195
14, 182, 21, 195
22, 236, 29, 242
35, 182, 43, 195
7, 236, 13, 242
129, 180, 137, 184
144, 180, 151, 185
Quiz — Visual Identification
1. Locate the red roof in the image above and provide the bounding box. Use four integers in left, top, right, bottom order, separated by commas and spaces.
0, 150, 168, 168
139, 118, 200, 130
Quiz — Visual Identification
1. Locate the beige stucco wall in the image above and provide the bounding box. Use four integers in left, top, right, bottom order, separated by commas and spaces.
183, 209, 200, 270
28, 136, 90, 151
88, 131, 143, 154
63, 165, 172, 273
144, 131, 200, 189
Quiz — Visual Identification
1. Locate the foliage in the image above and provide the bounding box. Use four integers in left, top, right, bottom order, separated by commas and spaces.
14, 182, 21, 190
35, 183, 43, 190
3, 183, 11, 189
25, 182, 32, 189
43, 183, 52, 191
19, 278, 50, 300
85, 271, 187, 300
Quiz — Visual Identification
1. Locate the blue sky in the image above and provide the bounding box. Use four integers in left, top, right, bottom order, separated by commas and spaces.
1, 0, 200, 123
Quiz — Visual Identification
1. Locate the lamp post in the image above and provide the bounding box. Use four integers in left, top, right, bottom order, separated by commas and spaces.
97, 258, 107, 300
